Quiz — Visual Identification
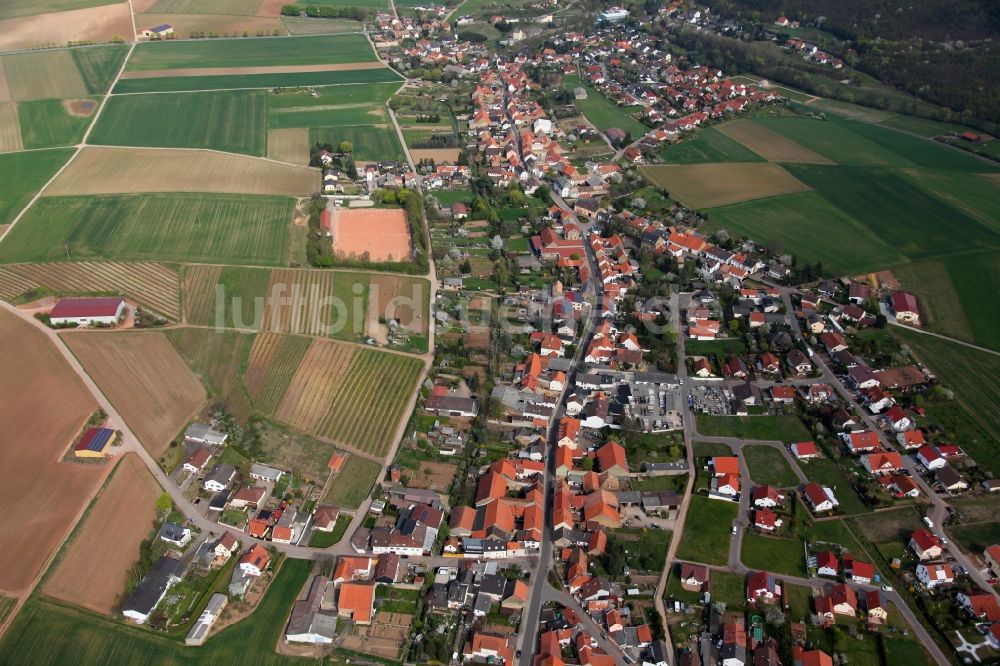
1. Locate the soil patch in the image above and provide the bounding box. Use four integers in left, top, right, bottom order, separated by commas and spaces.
409, 148, 461, 163
62, 98, 97, 118
0, 308, 104, 597
640, 163, 810, 209
717, 120, 833, 164
0, 3, 133, 53
42, 453, 161, 615
406, 461, 457, 492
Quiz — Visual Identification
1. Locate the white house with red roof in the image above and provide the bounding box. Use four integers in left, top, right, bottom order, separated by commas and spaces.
862, 452, 902, 476
804, 483, 838, 513
891, 291, 920, 324
916, 562, 954, 588
815, 551, 838, 577
897, 430, 925, 450
791, 441, 820, 459
49, 297, 125, 326
908, 529, 943, 561
885, 406, 912, 432
842, 431, 880, 453
917, 446, 946, 470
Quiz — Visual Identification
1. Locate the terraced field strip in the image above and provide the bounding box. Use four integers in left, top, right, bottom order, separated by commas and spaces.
181, 264, 223, 325
275, 337, 356, 434
0, 266, 37, 300
8, 262, 181, 319
243, 331, 313, 416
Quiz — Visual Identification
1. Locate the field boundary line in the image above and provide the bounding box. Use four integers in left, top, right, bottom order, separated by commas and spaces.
0, 42, 136, 246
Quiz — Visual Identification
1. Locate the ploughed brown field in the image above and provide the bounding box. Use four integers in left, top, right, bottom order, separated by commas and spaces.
62, 331, 206, 457
42, 453, 161, 615
639, 163, 810, 209
0, 308, 104, 598
717, 120, 834, 164
0, 3, 133, 54
332, 208, 411, 262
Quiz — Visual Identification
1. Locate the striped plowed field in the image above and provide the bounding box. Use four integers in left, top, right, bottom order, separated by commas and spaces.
275, 337, 355, 435
182, 263, 222, 324
243, 331, 312, 416
317, 349, 422, 456
0, 266, 37, 300
262, 268, 350, 338
7, 262, 180, 319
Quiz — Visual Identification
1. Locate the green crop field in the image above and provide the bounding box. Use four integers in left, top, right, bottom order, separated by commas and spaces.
322, 455, 382, 508
166, 328, 254, 422
0, 194, 294, 265
126, 34, 376, 71
0, 559, 312, 665
0, 149, 72, 226
563, 75, 649, 139
900, 170, 1000, 235
695, 415, 811, 442
703, 192, 899, 276
889, 327, 1000, 471
0, 0, 119, 20
267, 103, 388, 130
802, 458, 868, 515
310, 124, 405, 161
661, 126, 765, 164
145, 0, 262, 13
183, 264, 273, 330
743, 445, 799, 487
296, 0, 388, 6
266, 82, 398, 110
17, 99, 93, 149
876, 114, 973, 138
675, 495, 738, 566
786, 165, 1000, 263
741, 532, 807, 576
71, 44, 130, 95
281, 17, 365, 34
114, 68, 401, 94
90, 91, 265, 156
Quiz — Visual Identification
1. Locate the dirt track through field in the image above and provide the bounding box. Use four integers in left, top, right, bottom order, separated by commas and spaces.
640, 163, 810, 209
42, 453, 161, 615
63, 331, 207, 458
0, 308, 104, 598
0, 3, 133, 55
120, 61, 387, 79
718, 120, 834, 164
46, 147, 319, 197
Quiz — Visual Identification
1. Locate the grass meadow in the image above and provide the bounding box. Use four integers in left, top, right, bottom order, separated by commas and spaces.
0, 194, 294, 265
661, 126, 765, 164
126, 33, 376, 71
743, 445, 799, 487
90, 91, 266, 155
0, 150, 72, 226
322, 455, 382, 508
695, 414, 811, 442
675, 495, 738, 566
310, 125, 405, 161
563, 74, 649, 139
0, 559, 312, 665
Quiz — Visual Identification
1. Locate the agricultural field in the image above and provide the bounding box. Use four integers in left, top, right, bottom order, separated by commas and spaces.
3, 261, 181, 320
322, 455, 382, 508
563, 75, 649, 139
243, 332, 314, 415
0, 149, 72, 226
716, 119, 832, 164
0, 102, 22, 152
267, 101, 389, 129
281, 17, 364, 34
1, 50, 87, 100
183, 264, 272, 329
898, 169, 1000, 235
0, 194, 295, 266
47, 147, 319, 197
889, 327, 1000, 471
639, 163, 808, 208
141, 0, 263, 13
125, 33, 376, 71
310, 124, 405, 162
165, 328, 255, 423
113, 67, 400, 94
695, 415, 811, 442
63, 331, 207, 458
266, 128, 310, 165
743, 445, 799, 487
89, 91, 266, 156
42, 454, 161, 615
71, 44, 130, 94
702, 192, 899, 276
276, 340, 424, 456
17, 98, 94, 148
0, 4, 132, 54
660, 126, 765, 164
260, 268, 369, 339
132, 12, 285, 40
0, 308, 103, 598
267, 81, 399, 110
0, 558, 313, 666
675, 495, 738, 566
0, 0, 120, 20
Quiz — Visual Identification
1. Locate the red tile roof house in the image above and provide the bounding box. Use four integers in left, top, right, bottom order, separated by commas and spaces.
908, 529, 943, 561
815, 551, 838, 577
49, 297, 126, 326
804, 483, 838, 513
747, 571, 782, 604
891, 291, 920, 324
791, 441, 820, 459
848, 559, 875, 584
751, 485, 784, 508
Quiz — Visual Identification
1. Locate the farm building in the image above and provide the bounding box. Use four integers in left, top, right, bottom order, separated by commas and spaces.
140, 24, 174, 39
122, 556, 183, 624
185, 593, 227, 646
285, 575, 338, 644
49, 297, 125, 327
73, 427, 117, 458
184, 423, 228, 447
